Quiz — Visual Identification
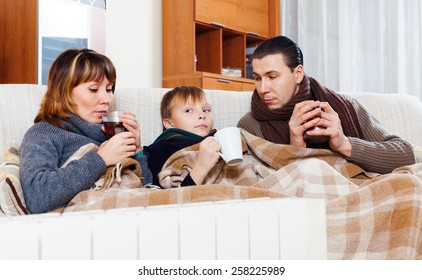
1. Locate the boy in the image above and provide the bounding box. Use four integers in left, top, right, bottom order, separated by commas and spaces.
143, 86, 221, 187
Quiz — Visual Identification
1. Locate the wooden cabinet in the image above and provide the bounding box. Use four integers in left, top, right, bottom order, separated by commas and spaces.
162, 72, 256, 92
0, 0, 37, 84
162, 0, 280, 91
195, 0, 274, 38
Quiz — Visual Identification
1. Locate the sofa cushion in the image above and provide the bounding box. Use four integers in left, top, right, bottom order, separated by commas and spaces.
0, 145, 29, 216
343, 92, 422, 146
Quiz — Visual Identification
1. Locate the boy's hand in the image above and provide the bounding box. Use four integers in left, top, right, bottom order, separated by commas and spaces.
190, 136, 221, 184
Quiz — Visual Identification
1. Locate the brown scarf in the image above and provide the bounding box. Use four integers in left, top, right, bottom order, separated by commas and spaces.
251, 75, 363, 146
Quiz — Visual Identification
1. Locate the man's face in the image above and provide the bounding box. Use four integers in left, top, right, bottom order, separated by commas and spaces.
252, 54, 303, 109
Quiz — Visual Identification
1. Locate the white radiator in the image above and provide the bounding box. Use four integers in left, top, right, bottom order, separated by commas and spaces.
0, 198, 326, 260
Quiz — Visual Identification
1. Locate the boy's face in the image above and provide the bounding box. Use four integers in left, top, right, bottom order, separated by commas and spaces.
163, 98, 214, 137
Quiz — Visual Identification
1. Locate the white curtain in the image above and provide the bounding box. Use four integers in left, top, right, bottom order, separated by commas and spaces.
282, 0, 422, 100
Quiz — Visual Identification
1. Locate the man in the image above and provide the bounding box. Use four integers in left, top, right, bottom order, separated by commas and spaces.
237, 35, 415, 174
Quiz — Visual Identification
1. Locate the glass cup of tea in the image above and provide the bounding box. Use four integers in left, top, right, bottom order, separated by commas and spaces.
102, 110, 128, 140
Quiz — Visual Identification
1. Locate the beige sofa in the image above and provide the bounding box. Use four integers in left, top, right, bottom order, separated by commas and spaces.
1, 84, 422, 260
2, 84, 422, 152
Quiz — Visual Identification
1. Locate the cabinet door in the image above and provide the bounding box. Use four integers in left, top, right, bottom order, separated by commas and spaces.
242, 82, 255, 92
195, 0, 271, 38
0, 0, 37, 83
235, 0, 270, 38
195, 0, 237, 29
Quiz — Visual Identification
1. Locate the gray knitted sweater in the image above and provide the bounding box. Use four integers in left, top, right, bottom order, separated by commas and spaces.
237, 95, 415, 174
19, 114, 152, 214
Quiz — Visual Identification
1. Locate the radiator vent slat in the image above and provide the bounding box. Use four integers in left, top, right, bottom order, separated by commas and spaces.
0, 198, 327, 260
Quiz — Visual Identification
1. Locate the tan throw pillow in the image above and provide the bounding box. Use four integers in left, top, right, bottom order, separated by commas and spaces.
0, 145, 29, 216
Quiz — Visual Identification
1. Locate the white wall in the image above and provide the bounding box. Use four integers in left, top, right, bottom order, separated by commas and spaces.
105, 0, 162, 88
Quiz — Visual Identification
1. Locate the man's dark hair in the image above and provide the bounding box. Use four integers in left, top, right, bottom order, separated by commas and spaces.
253, 35, 304, 71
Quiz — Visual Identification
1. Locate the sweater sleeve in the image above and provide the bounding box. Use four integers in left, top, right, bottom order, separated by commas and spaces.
20, 127, 106, 214
237, 112, 265, 138
345, 97, 416, 174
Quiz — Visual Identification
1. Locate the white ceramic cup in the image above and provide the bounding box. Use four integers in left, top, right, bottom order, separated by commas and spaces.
214, 127, 243, 166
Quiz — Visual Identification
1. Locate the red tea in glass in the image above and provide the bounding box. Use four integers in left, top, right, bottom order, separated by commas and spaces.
103, 121, 127, 139
102, 111, 128, 139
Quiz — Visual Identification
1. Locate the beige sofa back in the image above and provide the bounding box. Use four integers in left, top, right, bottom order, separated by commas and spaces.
1, 84, 422, 153
0, 84, 252, 152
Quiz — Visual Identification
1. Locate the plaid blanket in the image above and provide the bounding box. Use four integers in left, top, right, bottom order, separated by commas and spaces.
64, 129, 422, 259
61, 143, 143, 191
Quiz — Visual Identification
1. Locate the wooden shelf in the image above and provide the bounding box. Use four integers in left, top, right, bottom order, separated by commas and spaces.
162, 0, 280, 91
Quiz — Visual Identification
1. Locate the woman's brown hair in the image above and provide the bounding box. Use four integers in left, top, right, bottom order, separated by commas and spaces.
34, 48, 116, 128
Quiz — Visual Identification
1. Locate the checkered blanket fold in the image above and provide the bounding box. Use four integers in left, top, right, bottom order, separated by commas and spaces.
64, 129, 422, 259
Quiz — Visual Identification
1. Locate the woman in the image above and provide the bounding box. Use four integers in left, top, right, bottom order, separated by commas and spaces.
20, 48, 151, 214
238, 35, 415, 174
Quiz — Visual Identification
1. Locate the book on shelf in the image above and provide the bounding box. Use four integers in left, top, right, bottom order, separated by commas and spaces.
246, 46, 257, 79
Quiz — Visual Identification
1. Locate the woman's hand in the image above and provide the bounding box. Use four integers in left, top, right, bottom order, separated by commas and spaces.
190, 136, 221, 185
120, 111, 141, 149
97, 131, 137, 166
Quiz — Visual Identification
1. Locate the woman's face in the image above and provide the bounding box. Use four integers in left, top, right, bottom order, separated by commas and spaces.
71, 77, 114, 123
164, 97, 214, 137
252, 54, 303, 109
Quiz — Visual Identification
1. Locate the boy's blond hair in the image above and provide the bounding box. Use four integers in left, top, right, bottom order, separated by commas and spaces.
160, 86, 207, 130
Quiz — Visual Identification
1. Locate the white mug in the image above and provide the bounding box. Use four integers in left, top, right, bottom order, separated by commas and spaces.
214, 127, 243, 166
